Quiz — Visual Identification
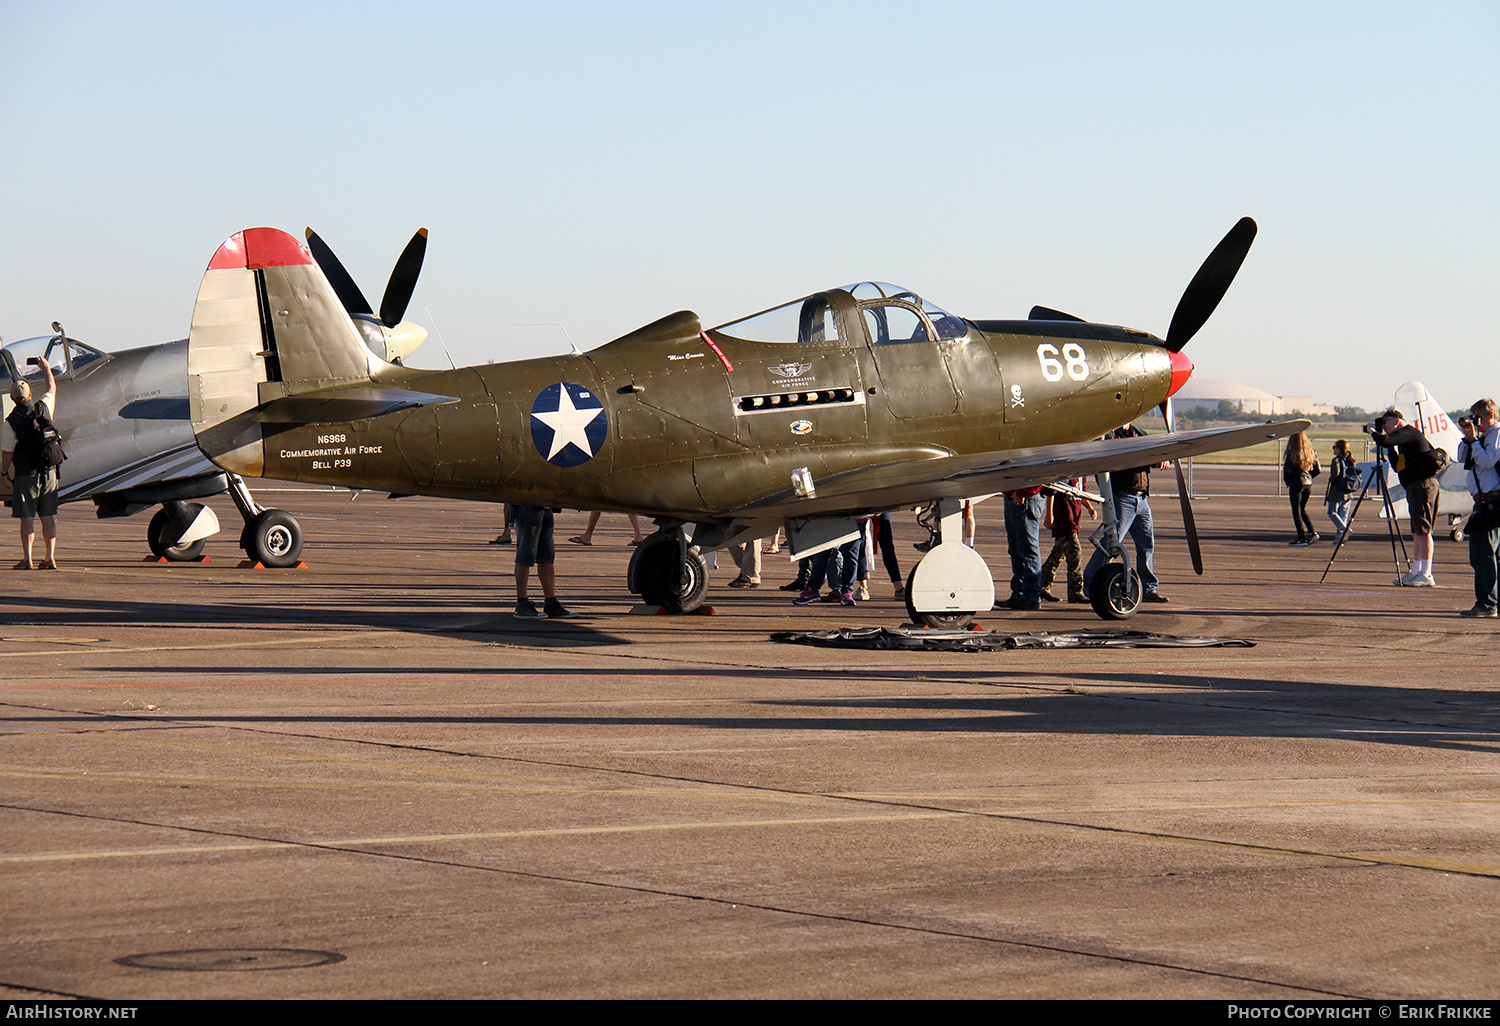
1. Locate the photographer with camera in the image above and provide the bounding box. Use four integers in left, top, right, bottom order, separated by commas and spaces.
1, 356, 62, 570
1456, 399, 1499, 618
1365, 408, 1443, 587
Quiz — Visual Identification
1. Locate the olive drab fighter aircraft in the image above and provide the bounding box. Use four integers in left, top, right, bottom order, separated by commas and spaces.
0, 231, 430, 566
184, 217, 1308, 625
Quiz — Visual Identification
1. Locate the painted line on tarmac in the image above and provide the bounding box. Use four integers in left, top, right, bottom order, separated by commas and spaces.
5, 787, 1496, 879
0, 801, 1359, 998
0, 811, 964, 865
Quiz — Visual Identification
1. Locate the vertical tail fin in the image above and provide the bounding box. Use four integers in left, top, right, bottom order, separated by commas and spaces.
1393, 381, 1461, 454
188, 227, 378, 474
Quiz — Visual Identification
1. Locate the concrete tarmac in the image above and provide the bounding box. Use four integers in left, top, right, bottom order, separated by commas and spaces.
1, 473, 1495, 999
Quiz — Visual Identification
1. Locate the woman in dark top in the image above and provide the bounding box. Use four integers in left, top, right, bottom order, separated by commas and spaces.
1284, 431, 1321, 545
1324, 439, 1359, 542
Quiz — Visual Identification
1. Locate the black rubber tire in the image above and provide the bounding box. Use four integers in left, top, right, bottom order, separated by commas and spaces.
1089, 562, 1140, 620
245, 509, 303, 567
628, 533, 708, 613
903, 565, 975, 629
147, 505, 207, 562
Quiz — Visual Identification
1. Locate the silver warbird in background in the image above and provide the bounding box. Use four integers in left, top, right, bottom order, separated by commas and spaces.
0, 226, 431, 566
0, 326, 305, 565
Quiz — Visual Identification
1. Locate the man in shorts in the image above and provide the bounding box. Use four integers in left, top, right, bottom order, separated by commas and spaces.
2, 360, 60, 570
510, 505, 575, 618
1368, 408, 1441, 587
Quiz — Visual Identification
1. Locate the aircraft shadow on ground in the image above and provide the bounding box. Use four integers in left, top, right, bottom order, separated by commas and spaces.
8, 671, 1496, 755
0, 594, 628, 649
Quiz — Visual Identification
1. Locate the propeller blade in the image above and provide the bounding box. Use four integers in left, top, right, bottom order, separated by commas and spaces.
1163, 216, 1257, 353
380, 228, 428, 328
1161, 398, 1203, 574
1029, 305, 1085, 322
305, 228, 374, 318
1174, 458, 1204, 575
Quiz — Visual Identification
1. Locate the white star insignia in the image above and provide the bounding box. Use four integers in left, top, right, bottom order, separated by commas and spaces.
534, 387, 603, 461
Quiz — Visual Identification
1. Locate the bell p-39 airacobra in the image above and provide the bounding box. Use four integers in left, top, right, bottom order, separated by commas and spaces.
0, 232, 430, 566
183, 217, 1306, 625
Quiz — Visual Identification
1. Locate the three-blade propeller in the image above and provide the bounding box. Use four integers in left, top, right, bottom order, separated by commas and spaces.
305, 227, 430, 364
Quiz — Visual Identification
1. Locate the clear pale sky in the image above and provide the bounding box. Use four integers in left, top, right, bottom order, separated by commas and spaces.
2, 1, 1495, 412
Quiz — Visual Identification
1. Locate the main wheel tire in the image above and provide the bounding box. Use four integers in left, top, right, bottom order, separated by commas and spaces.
903, 566, 975, 629
628, 533, 708, 613
1089, 562, 1141, 620
146, 505, 207, 562
245, 509, 303, 567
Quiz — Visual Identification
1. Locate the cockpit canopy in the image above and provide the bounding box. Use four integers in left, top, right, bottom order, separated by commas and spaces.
0, 334, 109, 388
710, 282, 968, 346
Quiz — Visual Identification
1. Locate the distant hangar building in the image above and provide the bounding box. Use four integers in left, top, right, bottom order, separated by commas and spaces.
1168, 377, 1331, 416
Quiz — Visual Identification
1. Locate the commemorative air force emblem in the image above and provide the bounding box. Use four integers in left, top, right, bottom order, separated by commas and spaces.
530, 383, 607, 467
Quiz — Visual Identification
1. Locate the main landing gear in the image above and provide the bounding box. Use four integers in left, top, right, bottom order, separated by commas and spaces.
144, 475, 303, 567
904, 497, 995, 629
628, 526, 709, 613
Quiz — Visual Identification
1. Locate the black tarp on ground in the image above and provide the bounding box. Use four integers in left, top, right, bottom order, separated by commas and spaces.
769, 626, 1255, 651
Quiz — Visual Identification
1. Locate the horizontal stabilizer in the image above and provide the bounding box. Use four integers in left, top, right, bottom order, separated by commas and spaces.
251, 385, 459, 424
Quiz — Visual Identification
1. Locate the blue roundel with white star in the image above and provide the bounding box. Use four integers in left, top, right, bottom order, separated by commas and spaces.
530, 382, 607, 467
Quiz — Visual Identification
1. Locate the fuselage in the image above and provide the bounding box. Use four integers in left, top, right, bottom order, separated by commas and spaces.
248, 284, 1179, 521
0, 336, 212, 504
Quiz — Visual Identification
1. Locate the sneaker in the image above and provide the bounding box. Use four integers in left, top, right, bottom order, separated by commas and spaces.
544, 598, 576, 618
514, 598, 544, 618
1308, 533, 1321, 544
1039, 590, 1060, 603
857, 583, 870, 601
840, 589, 857, 606
1395, 571, 1435, 587
892, 584, 906, 601
995, 596, 1039, 611
1288, 538, 1309, 547
1141, 592, 1169, 603
793, 588, 824, 606
12, 559, 33, 570
727, 577, 758, 589
913, 537, 935, 553
1460, 605, 1498, 618
779, 578, 810, 591
489, 536, 512, 545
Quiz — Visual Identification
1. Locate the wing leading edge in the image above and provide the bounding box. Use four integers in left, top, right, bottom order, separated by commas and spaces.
729, 420, 1311, 522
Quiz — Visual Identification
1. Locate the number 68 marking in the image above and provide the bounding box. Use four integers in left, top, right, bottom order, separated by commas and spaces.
1037, 343, 1089, 381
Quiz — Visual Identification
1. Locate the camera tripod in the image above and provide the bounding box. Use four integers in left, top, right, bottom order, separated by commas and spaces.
1320, 442, 1410, 583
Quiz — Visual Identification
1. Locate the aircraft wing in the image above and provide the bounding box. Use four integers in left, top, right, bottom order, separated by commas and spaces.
729, 420, 1310, 522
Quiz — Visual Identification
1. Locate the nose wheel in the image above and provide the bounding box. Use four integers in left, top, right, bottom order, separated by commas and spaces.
1089, 563, 1141, 620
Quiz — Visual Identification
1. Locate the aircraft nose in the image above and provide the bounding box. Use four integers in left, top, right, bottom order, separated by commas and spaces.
1165, 348, 1193, 399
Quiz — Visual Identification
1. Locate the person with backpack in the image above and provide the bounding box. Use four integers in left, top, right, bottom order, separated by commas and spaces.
1367, 408, 1444, 587
1, 359, 63, 570
1325, 439, 1361, 544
